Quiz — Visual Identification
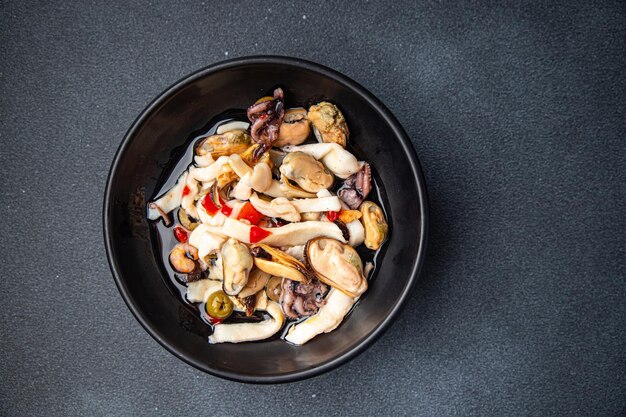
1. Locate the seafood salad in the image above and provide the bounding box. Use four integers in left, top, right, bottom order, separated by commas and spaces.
147, 88, 389, 345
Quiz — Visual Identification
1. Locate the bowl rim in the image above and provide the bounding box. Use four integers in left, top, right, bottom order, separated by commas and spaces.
103, 55, 429, 384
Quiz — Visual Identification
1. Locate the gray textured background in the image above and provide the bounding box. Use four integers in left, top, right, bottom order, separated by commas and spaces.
1, 1, 625, 416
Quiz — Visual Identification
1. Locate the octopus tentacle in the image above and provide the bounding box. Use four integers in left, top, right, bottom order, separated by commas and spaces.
338, 162, 372, 209
247, 100, 273, 120
359, 162, 372, 199
149, 202, 172, 226
247, 88, 285, 155
280, 279, 300, 319
250, 117, 267, 141
280, 278, 328, 319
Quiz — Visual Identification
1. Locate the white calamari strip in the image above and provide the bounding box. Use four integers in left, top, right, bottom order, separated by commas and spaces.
346, 219, 365, 247
199, 179, 215, 195
220, 218, 346, 246
148, 171, 188, 220
263, 180, 288, 198
188, 224, 227, 261
229, 162, 272, 200
234, 161, 272, 192
248, 193, 340, 221
208, 255, 223, 280
191, 156, 231, 182
283, 143, 360, 179
283, 245, 305, 262
216, 121, 250, 134
245, 163, 272, 192
227, 200, 246, 219
181, 168, 200, 219
195, 200, 229, 226
249, 193, 300, 222
220, 218, 253, 242
194, 154, 214, 168
209, 301, 285, 344
231, 177, 253, 200
228, 154, 252, 178
285, 289, 357, 345
260, 221, 347, 246
186, 279, 222, 303
291, 196, 341, 213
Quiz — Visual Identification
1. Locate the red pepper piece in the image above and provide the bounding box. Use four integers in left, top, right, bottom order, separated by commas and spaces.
182, 185, 191, 197
237, 202, 263, 225
207, 316, 223, 325
249, 226, 272, 243
326, 210, 340, 222
201, 194, 220, 216
219, 196, 233, 216
173, 226, 188, 243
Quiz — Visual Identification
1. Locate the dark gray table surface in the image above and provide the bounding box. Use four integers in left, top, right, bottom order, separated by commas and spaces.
1, 1, 624, 416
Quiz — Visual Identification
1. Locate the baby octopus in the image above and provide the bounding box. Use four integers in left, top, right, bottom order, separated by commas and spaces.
338, 162, 372, 209
247, 88, 285, 158
280, 278, 329, 319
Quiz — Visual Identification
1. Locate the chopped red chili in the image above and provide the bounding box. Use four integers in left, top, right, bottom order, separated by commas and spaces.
219, 196, 233, 216
326, 210, 340, 222
238, 202, 263, 225
207, 316, 223, 325
249, 226, 271, 243
201, 194, 219, 216
173, 226, 188, 243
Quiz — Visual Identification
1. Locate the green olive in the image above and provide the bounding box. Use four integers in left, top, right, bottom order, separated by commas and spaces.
205, 290, 234, 320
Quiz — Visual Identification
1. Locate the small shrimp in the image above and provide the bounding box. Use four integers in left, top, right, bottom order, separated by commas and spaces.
169, 243, 199, 273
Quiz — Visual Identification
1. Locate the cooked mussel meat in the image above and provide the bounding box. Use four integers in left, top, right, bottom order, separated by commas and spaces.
196, 130, 251, 159
221, 238, 253, 295
275, 108, 310, 146
279, 151, 334, 193
238, 268, 271, 298
308, 102, 349, 148
250, 244, 310, 282
265, 276, 283, 302
305, 237, 367, 297
360, 201, 388, 250
337, 162, 371, 209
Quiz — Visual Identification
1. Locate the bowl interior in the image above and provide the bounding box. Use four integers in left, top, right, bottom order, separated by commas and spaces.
105, 58, 427, 382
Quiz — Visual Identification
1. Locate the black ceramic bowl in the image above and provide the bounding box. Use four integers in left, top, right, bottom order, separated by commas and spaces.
104, 56, 428, 383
